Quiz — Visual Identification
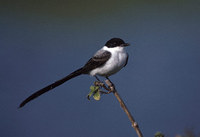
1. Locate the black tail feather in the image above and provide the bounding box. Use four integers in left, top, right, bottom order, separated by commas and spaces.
19, 68, 84, 108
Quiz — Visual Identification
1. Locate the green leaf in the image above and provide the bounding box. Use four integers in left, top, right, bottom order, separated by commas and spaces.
87, 91, 93, 100
87, 86, 99, 100
90, 86, 95, 91
93, 90, 100, 100
155, 132, 164, 137
90, 86, 99, 91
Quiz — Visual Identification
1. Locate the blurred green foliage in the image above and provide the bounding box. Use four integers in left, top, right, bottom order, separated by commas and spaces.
155, 132, 164, 137
155, 128, 199, 137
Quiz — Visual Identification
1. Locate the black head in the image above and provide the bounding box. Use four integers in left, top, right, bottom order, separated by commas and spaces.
105, 38, 129, 48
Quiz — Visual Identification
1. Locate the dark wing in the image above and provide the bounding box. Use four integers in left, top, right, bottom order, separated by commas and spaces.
82, 50, 111, 74
124, 53, 129, 67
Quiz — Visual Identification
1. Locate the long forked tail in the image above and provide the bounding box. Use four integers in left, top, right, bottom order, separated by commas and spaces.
19, 68, 84, 108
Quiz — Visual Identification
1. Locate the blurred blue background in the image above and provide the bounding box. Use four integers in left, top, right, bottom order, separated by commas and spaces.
0, 0, 200, 136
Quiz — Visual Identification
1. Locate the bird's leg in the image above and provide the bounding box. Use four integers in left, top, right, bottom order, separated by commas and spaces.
97, 76, 113, 94
105, 76, 114, 89
94, 76, 104, 88
95, 76, 100, 81
105, 76, 110, 80
93, 76, 109, 92
94, 75, 102, 86
93, 76, 113, 94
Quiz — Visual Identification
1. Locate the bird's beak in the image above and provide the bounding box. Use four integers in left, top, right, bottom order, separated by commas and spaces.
123, 43, 130, 47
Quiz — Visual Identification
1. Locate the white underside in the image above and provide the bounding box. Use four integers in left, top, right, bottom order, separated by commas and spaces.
89, 46, 128, 77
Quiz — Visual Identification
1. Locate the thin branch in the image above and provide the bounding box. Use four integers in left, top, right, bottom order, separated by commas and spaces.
95, 79, 143, 137
94, 81, 110, 91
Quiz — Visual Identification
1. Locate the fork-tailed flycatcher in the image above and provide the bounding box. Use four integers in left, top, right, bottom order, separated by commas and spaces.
19, 38, 130, 108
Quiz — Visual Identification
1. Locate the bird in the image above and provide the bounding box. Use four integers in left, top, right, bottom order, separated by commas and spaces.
19, 38, 130, 108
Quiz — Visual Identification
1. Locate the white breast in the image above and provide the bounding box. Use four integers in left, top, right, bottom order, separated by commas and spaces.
89, 46, 128, 77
